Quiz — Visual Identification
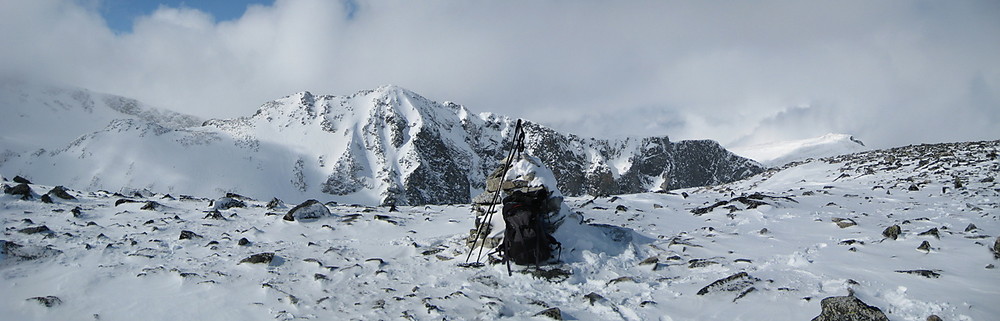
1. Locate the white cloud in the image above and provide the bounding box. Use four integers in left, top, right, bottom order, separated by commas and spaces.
1, 0, 997, 149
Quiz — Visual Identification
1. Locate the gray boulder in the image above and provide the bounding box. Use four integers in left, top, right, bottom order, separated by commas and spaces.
811, 295, 889, 321
283, 199, 331, 221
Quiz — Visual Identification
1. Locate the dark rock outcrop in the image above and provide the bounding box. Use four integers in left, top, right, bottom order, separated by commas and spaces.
697, 272, 759, 296
811, 295, 889, 321
4, 183, 34, 200
239, 252, 275, 264
210, 197, 245, 211
12, 175, 31, 184
882, 225, 902, 240
26, 296, 62, 308
179, 230, 202, 240
47, 186, 76, 200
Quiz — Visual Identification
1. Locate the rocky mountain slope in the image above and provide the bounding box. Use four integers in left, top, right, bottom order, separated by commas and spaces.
2, 140, 996, 320
2, 85, 762, 205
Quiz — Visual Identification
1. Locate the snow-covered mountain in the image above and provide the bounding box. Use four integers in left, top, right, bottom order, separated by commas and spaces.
2, 139, 996, 320
729, 133, 869, 167
1, 85, 762, 205
0, 79, 202, 159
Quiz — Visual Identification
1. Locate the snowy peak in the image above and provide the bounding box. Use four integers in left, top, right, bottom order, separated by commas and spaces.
3, 85, 762, 205
730, 133, 869, 167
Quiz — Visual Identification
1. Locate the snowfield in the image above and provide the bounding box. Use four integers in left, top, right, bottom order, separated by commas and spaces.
2, 140, 998, 320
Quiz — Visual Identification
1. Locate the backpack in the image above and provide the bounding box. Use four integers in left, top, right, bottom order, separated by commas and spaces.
500, 189, 561, 275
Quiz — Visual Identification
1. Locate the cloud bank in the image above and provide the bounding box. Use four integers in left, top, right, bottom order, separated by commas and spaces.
1, 0, 997, 148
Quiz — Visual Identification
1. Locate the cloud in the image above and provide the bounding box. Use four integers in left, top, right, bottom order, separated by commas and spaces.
1, 0, 998, 149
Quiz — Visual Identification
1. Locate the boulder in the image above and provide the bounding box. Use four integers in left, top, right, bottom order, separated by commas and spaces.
12, 175, 31, 184
1, 240, 62, 262
210, 197, 246, 211
832, 218, 857, 228
47, 186, 76, 200
179, 230, 202, 240
26, 296, 62, 308
266, 197, 285, 210
811, 295, 889, 321
697, 272, 759, 295
4, 183, 34, 200
882, 225, 902, 240
239, 252, 275, 264
283, 199, 331, 221
533, 307, 562, 320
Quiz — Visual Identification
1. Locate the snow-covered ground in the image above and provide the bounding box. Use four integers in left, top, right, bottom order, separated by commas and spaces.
2, 140, 998, 320
730, 133, 868, 168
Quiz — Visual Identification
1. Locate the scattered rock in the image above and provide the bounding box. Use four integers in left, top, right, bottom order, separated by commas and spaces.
47, 186, 76, 200
927, 315, 943, 321
114, 199, 141, 206
237, 238, 250, 246
811, 295, 889, 321
203, 210, 225, 220
266, 197, 285, 209
283, 199, 331, 221
918, 228, 940, 239
638, 257, 659, 266
210, 197, 246, 211
26, 296, 61, 308
688, 259, 719, 268
12, 175, 31, 184
896, 269, 941, 278
140, 201, 162, 211
583, 292, 605, 305
964, 223, 977, 232
917, 240, 932, 252
993, 237, 1000, 257
832, 218, 857, 228
179, 230, 202, 240
1, 240, 62, 261
19, 225, 51, 234
697, 272, 759, 296
40, 194, 53, 203
615, 205, 628, 212
533, 307, 562, 320
239, 252, 275, 264
4, 183, 34, 200
759, 228, 770, 235
883, 225, 902, 240
71, 207, 83, 217
908, 184, 920, 191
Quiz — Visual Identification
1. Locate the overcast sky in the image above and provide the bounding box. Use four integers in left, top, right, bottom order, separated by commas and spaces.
1, 0, 997, 148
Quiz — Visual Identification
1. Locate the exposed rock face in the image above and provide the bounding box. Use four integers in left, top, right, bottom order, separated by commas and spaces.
811, 295, 889, 321
283, 199, 332, 221
4, 86, 763, 206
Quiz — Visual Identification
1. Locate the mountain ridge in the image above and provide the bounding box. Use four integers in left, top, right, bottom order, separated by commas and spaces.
1, 84, 763, 205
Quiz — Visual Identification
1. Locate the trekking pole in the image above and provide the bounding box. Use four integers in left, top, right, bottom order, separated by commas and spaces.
466, 119, 523, 263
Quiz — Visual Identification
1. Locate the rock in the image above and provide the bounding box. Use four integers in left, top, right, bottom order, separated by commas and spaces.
203, 210, 225, 220
179, 230, 202, 240
238, 238, 250, 246
4, 183, 34, 200
47, 186, 76, 200
927, 315, 943, 321
832, 218, 857, 228
266, 197, 285, 209
12, 175, 31, 184
917, 240, 932, 252
140, 201, 162, 211
40, 194, 53, 203
239, 252, 275, 264
918, 228, 940, 239
882, 225, 902, 240
615, 205, 628, 212
896, 269, 941, 278
27, 296, 62, 308
639, 257, 659, 266
759, 228, 770, 235
19, 225, 51, 234
965, 223, 977, 232
993, 237, 1000, 256
210, 197, 246, 211
908, 184, 920, 191
71, 207, 83, 217
283, 199, 331, 221
533, 307, 562, 320
697, 272, 759, 295
1, 240, 62, 261
811, 295, 889, 321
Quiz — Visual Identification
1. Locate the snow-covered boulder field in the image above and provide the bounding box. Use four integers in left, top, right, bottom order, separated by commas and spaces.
1, 140, 997, 320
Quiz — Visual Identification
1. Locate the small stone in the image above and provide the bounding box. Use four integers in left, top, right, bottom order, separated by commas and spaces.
896, 269, 941, 278
927, 315, 943, 321
533, 307, 562, 320
203, 210, 225, 220
883, 225, 902, 240
759, 228, 770, 235
615, 205, 628, 212
239, 252, 275, 264
40, 194, 53, 203
179, 230, 202, 240
12, 175, 31, 184
238, 238, 250, 246
47, 186, 76, 200
832, 218, 857, 228
965, 223, 977, 232
639, 257, 659, 266
908, 184, 920, 191
917, 240, 932, 252
918, 228, 940, 239
140, 201, 162, 211
19, 225, 51, 234
27, 296, 61, 307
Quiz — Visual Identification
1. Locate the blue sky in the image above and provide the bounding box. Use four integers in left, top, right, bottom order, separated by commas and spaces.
99, 0, 274, 32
